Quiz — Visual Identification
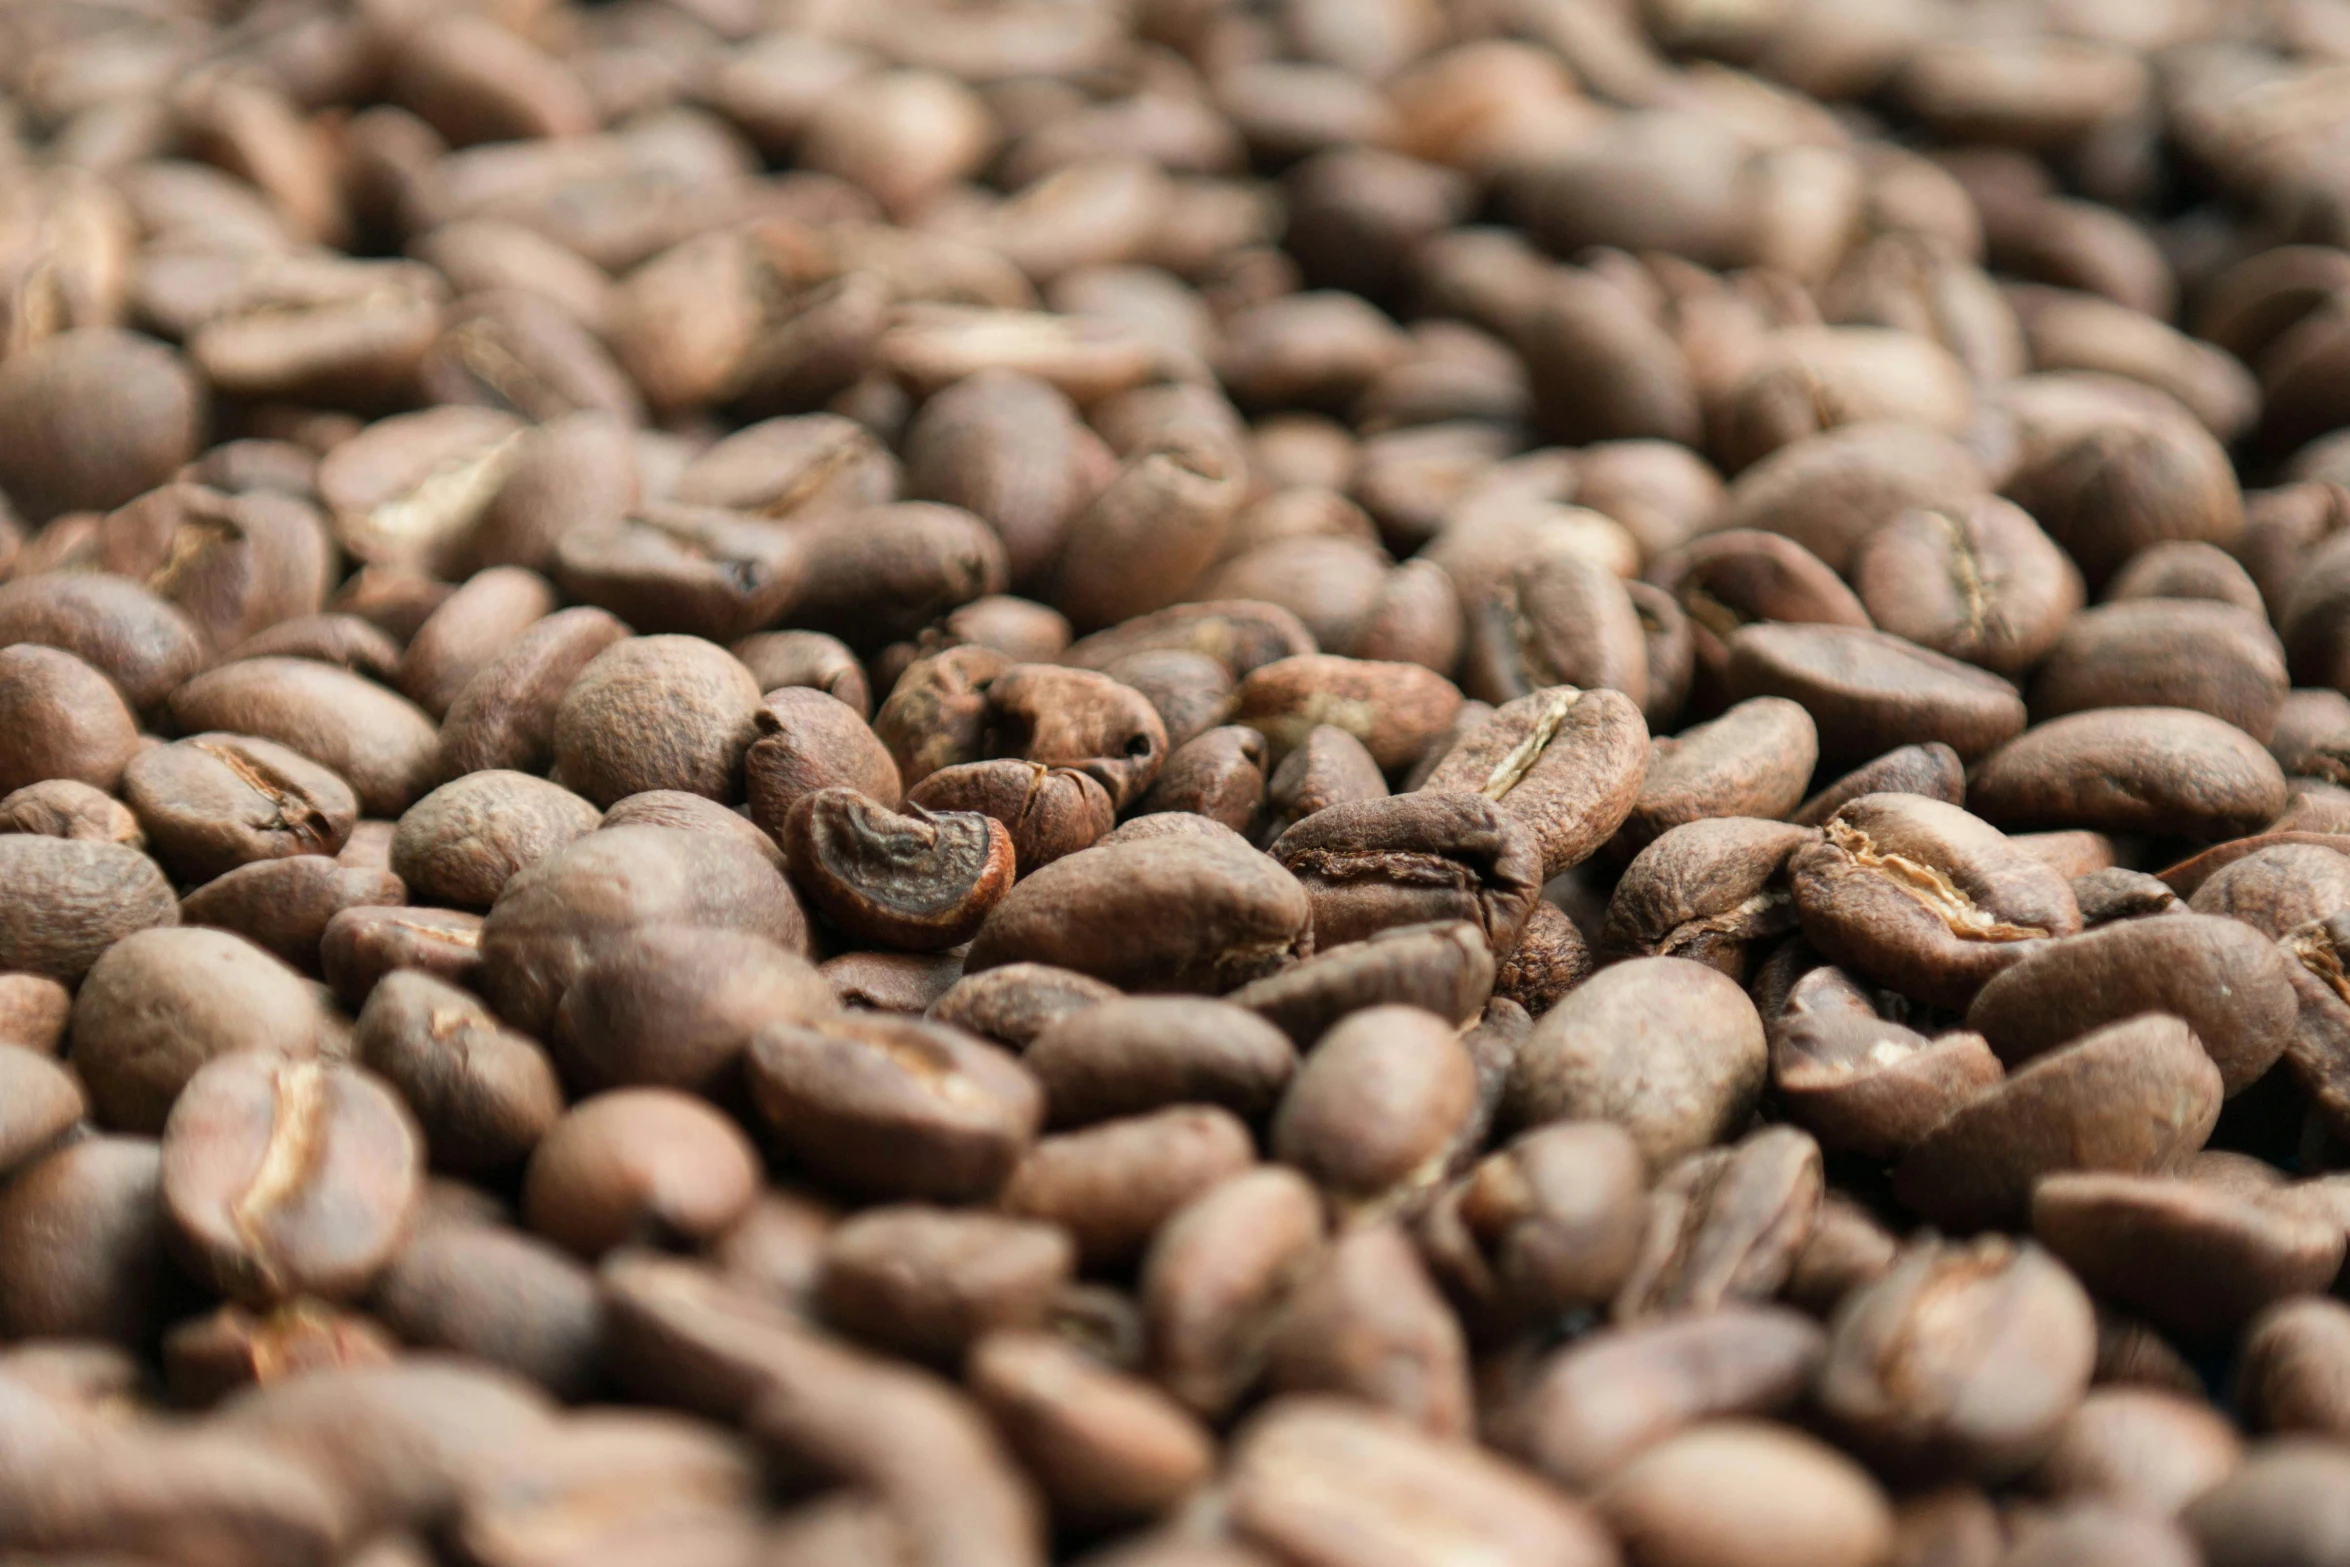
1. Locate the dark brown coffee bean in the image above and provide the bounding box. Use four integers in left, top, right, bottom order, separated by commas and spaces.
0, 328, 204, 522
163, 1301, 401, 1409
1771, 965, 2005, 1161
2031, 600, 2289, 743
875, 644, 1013, 790
968, 1330, 1216, 1530
1133, 725, 1267, 830
553, 924, 828, 1095
599, 789, 785, 870
1602, 817, 1813, 974
746, 1012, 1041, 1201
170, 657, 441, 817
0, 835, 177, 981
2027, 1386, 2244, 1514
1818, 1234, 2096, 1480
1002, 1105, 1255, 1272
395, 565, 557, 721
1613, 1125, 1823, 1321
179, 855, 406, 972
1050, 436, 1246, 633
1237, 653, 1465, 771
0, 643, 138, 796
315, 407, 520, 575
2185, 1442, 2350, 1567
0, 1136, 175, 1345
2269, 689, 2350, 783
820, 949, 967, 1014
1722, 421, 1988, 574
372, 1217, 601, 1400
1967, 913, 2299, 1095
2239, 1296, 2350, 1439
925, 963, 1120, 1052
478, 824, 808, 1036
905, 370, 1100, 588
1790, 794, 2083, 1011
0, 778, 145, 846
1422, 686, 1650, 879
72, 926, 323, 1134
1140, 1167, 1325, 1419
1263, 1221, 1473, 1437
815, 1205, 1074, 1364
1784, 1193, 1902, 1318
0, 974, 71, 1056
1509, 955, 1768, 1167
160, 1053, 422, 1305
322, 904, 487, 1009
1727, 622, 2029, 769
983, 663, 1169, 812
1273, 1004, 1475, 1217
1026, 997, 1299, 1128
1064, 599, 1315, 683
1099, 650, 1235, 754
356, 969, 564, 1175
790, 501, 1011, 651
236, 613, 405, 679
1599, 1421, 1894, 1567
1461, 548, 1648, 710
1616, 696, 1818, 854
1852, 498, 2083, 675
1263, 723, 1388, 842
0, 1043, 82, 1179
1273, 791, 1542, 955
1894, 1014, 2223, 1230
437, 606, 634, 779
523, 1088, 760, 1258
554, 503, 802, 643
2072, 866, 2187, 924
2031, 1172, 2344, 1342
745, 687, 904, 835
1794, 741, 1967, 827
1418, 1119, 1648, 1336
1648, 529, 1873, 694
0, 571, 208, 715
905, 761, 1115, 874
968, 833, 1311, 993
784, 788, 1015, 952
97, 479, 332, 664
1229, 1396, 1618, 1567
390, 770, 600, 910
1229, 920, 1495, 1045
2108, 539, 2266, 614
732, 630, 871, 717
550, 635, 763, 807
123, 732, 359, 885
1971, 708, 2290, 839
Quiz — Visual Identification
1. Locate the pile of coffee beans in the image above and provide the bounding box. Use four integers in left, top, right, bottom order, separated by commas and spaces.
18, 0, 2350, 1562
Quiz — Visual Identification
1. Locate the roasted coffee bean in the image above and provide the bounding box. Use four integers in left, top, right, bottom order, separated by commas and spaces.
0, 571, 209, 716
160, 1052, 422, 1306
0, 1135, 176, 1345
554, 504, 801, 644
1132, 725, 1266, 830
1274, 1005, 1476, 1217
1894, 1014, 2224, 1230
1817, 1234, 2096, 1480
784, 788, 1014, 952
1790, 793, 2082, 1011
1002, 1106, 1256, 1272
1602, 817, 1812, 974
396, 566, 557, 722
1418, 1120, 1648, 1335
1462, 548, 1648, 710
373, 1217, 601, 1400
0, 778, 146, 845
746, 1012, 1041, 1202
968, 832, 1311, 993
1599, 1421, 1894, 1567
323, 904, 487, 1008
2027, 1385, 2245, 1514
745, 687, 904, 832
1967, 913, 2299, 1095
553, 925, 829, 1096
2189, 843, 2350, 937
815, 1206, 1073, 1364
907, 760, 1117, 873
356, 969, 565, 1174
733, 630, 871, 718
1421, 686, 1649, 878
0, 974, 72, 1056
1263, 1220, 1473, 1436
437, 606, 634, 779
0, 1044, 83, 1179
72, 925, 325, 1134
1103, 650, 1237, 753
2031, 1172, 2345, 1342
926, 963, 1122, 1052
170, 657, 441, 818
179, 854, 407, 972
1236, 653, 1464, 770
0, 836, 179, 980
1142, 1168, 1325, 1418
2238, 1296, 2350, 1439
1727, 623, 2029, 769
524, 1089, 761, 1258
1229, 920, 1494, 1044
1509, 956, 1768, 1167
1272, 792, 1542, 955
820, 949, 966, 1014
1026, 997, 1300, 1127
1615, 696, 1817, 855
1852, 498, 2083, 675
0, 643, 139, 796
390, 770, 600, 910
1771, 965, 2005, 1161
968, 1330, 1216, 1530
1262, 723, 1388, 841
549, 635, 764, 808
123, 732, 359, 885
1613, 1125, 1824, 1321
163, 1301, 401, 1408
2032, 599, 2289, 744
598, 790, 785, 870
982, 663, 1168, 813
1970, 708, 2289, 839
2072, 866, 2187, 924
1793, 743, 1968, 828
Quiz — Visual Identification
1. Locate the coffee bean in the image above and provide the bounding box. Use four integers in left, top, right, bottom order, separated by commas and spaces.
555, 504, 801, 644
179, 854, 407, 972
925, 962, 1122, 1052
0, 836, 180, 980
1602, 817, 1812, 974
1614, 696, 1817, 855
1893, 1014, 2223, 1230
785, 788, 1015, 951
815, 1205, 1073, 1363
1142, 1168, 1326, 1418
170, 657, 442, 818
0, 571, 208, 715
0, 778, 146, 845
523, 1089, 760, 1258
2239, 1296, 2350, 1439
2027, 1386, 2245, 1515
598, 789, 785, 869
1263, 723, 1388, 841
1002, 1106, 1256, 1271
0, 644, 139, 796
550, 636, 763, 807
1726, 622, 2029, 769
2186, 1443, 2350, 1567
1614, 1125, 1823, 1321
1597, 1421, 1894, 1567
1228, 920, 1495, 1044
745, 687, 904, 833
1969, 707, 2290, 839
163, 1301, 401, 1408
1770, 964, 2005, 1160
746, 1012, 1041, 1201
1792, 741, 1967, 827
1421, 686, 1649, 878
1272, 791, 1542, 954
1132, 725, 1266, 829
1274, 1005, 1477, 1216
396, 565, 557, 721
2189, 843, 2350, 936
0, 1136, 177, 1345
391, 769, 601, 909
437, 606, 633, 779
1790, 793, 2083, 1011
732, 630, 871, 718
123, 732, 360, 884
1264, 1222, 1473, 1436
1236, 653, 1464, 770
819, 949, 966, 1014
0, 974, 72, 1056
967, 1331, 1215, 1530
1852, 497, 2083, 675
0, 328, 204, 522
1818, 1234, 2095, 1480
553, 925, 829, 1095
322, 904, 487, 1008
356, 970, 564, 1174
